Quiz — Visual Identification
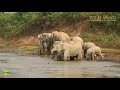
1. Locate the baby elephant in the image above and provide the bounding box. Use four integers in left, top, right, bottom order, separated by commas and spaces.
86, 46, 104, 60
82, 42, 96, 59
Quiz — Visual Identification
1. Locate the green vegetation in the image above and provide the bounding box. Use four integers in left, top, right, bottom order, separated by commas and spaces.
17, 46, 38, 54
101, 48, 120, 54
0, 12, 120, 48
0, 12, 120, 38
0, 42, 10, 49
0, 44, 7, 49
82, 32, 120, 48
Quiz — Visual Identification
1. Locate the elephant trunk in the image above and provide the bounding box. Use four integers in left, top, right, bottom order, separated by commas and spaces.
52, 55, 55, 59
51, 51, 58, 59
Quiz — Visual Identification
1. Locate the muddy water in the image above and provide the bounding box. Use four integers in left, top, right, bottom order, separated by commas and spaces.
0, 53, 120, 78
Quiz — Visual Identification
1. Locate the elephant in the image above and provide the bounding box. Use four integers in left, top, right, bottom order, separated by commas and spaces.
42, 33, 52, 54
52, 50, 64, 61
51, 31, 70, 49
82, 42, 96, 59
51, 41, 83, 61
42, 41, 48, 54
52, 41, 77, 60
53, 41, 64, 47
42, 33, 52, 42
38, 34, 44, 55
70, 36, 84, 45
86, 46, 104, 60
53, 37, 83, 47
38, 33, 52, 55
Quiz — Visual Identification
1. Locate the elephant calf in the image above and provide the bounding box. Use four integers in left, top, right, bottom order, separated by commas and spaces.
86, 46, 104, 60
82, 42, 96, 59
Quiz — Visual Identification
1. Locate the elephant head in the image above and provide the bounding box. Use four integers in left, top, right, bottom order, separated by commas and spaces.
51, 43, 65, 59
53, 41, 64, 47
42, 33, 48, 42
51, 43, 64, 54
38, 34, 43, 43
42, 33, 52, 53
86, 49, 92, 60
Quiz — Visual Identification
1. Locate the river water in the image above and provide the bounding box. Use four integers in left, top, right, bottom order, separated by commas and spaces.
0, 53, 120, 78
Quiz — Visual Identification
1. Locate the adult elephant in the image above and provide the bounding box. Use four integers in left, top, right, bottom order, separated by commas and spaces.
51, 31, 70, 49
42, 33, 52, 54
38, 33, 52, 55
82, 42, 96, 59
51, 41, 83, 61
70, 36, 84, 45
37, 34, 44, 55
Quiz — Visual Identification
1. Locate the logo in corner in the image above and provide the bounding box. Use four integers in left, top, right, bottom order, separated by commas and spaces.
2, 68, 10, 76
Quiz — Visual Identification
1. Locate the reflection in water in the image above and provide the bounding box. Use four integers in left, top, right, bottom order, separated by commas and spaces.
0, 53, 120, 78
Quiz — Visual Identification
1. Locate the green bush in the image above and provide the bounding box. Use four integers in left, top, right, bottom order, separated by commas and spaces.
0, 12, 120, 39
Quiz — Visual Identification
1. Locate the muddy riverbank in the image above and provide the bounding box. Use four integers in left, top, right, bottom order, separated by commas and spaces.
0, 45, 120, 78
0, 46, 120, 63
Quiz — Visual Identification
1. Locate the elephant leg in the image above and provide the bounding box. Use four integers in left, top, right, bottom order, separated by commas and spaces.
52, 55, 55, 59
64, 56, 67, 61
64, 54, 70, 61
47, 47, 50, 54
38, 44, 41, 55
63, 50, 67, 61
77, 53, 82, 61
52, 54, 62, 61
45, 48, 48, 55
67, 56, 70, 61
86, 53, 89, 60
64, 52, 69, 61
91, 52, 94, 60
64, 52, 70, 61
41, 47, 44, 54
100, 53, 104, 60
48, 46, 52, 55
57, 53, 62, 61
38, 48, 43, 55
94, 54, 97, 60
38, 49, 40, 55
38, 46, 40, 55
57, 52, 63, 61
84, 50, 87, 59
70, 56, 76, 61
39, 49, 42, 55
80, 53, 83, 61
43, 46, 46, 54
57, 55, 60, 61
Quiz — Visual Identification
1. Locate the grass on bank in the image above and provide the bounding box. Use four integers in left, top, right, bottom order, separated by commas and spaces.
0, 42, 10, 49
17, 46, 38, 54
82, 32, 120, 49
101, 48, 120, 54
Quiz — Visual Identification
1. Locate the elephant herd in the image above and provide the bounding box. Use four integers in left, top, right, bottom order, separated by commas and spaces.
38, 31, 104, 61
